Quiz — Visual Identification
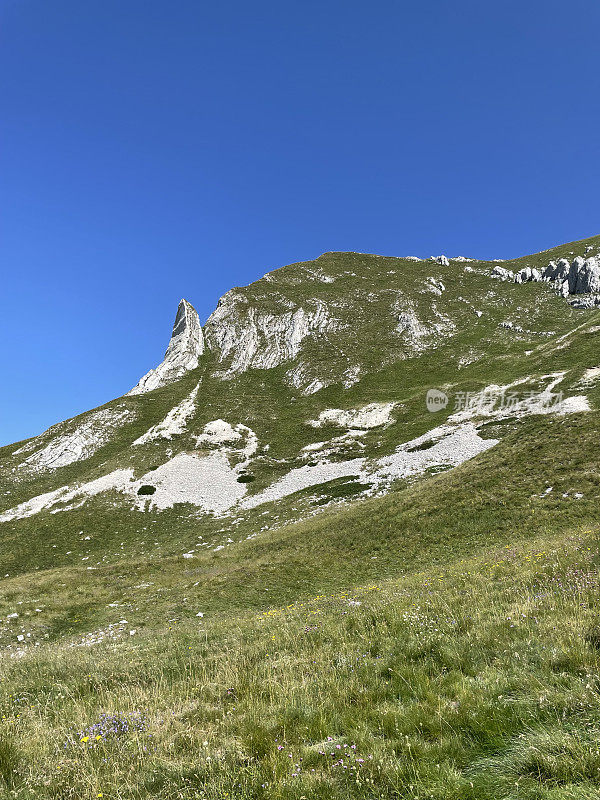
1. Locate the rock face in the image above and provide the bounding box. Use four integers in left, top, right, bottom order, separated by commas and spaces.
542, 256, 600, 295
203, 291, 335, 379
491, 255, 600, 298
17, 407, 134, 471
514, 267, 542, 284
128, 300, 204, 395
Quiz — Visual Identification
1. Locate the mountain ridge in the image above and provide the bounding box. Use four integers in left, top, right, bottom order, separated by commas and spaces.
3, 232, 600, 530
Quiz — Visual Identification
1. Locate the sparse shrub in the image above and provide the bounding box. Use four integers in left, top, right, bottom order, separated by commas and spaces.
137, 485, 156, 496
237, 474, 255, 483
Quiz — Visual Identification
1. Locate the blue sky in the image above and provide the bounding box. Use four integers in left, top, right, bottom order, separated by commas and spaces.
2, 0, 600, 446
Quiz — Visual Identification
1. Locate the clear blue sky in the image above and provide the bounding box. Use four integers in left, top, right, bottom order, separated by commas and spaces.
2, 0, 599, 446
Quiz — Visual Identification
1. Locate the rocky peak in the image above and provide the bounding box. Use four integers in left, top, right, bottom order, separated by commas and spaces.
128, 299, 204, 395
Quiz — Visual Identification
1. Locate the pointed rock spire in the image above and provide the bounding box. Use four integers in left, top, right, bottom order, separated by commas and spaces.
128, 299, 205, 395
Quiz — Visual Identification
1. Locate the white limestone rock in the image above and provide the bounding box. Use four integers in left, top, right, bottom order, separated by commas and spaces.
513, 267, 541, 284
569, 296, 600, 310
204, 292, 335, 378
285, 362, 331, 396
571, 256, 600, 294
430, 255, 450, 266
134, 452, 247, 514
342, 365, 362, 388
491, 266, 514, 282
18, 407, 133, 472
424, 277, 446, 296
394, 303, 453, 353
500, 321, 524, 332
396, 309, 429, 344
542, 255, 600, 295
375, 423, 498, 484
308, 403, 395, 429
240, 458, 365, 510
543, 259, 570, 283
576, 366, 600, 387
303, 379, 326, 395
128, 299, 204, 395
195, 419, 242, 446
194, 419, 258, 459
0, 469, 135, 523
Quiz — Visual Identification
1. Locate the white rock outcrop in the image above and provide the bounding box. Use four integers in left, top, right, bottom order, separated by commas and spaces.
490, 255, 600, 297
396, 309, 429, 344
204, 292, 335, 378
490, 266, 514, 282
308, 403, 396, 429
194, 419, 258, 459
18, 407, 134, 471
541, 256, 600, 294
0, 469, 135, 523
514, 267, 542, 284
285, 362, 330, 395
134, 452, 247, 514
128, 299, 204, 395
424, 277, 446, 296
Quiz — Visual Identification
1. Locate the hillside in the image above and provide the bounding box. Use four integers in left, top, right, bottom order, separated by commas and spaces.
1, 234, 600, 798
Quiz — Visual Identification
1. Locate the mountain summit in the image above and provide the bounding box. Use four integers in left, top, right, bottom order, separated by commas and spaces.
128, 298, 204, 395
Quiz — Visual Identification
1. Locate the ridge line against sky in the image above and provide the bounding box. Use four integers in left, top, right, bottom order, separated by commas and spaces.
2, 0, 600, 445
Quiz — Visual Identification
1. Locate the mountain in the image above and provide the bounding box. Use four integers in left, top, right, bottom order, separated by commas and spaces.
2, 234, 600, 798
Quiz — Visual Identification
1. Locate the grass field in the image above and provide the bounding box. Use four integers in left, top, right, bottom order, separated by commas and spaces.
3, 236, 600, 797
0, 525, 598, 799
0, 407, 600, 798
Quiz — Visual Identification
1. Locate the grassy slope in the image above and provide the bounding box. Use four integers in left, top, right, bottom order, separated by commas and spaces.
0, 497, 598, 797
0, 403, 599, 797
1, 235, 600, 797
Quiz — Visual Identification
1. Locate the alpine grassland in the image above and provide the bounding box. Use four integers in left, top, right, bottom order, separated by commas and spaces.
3, 236, 600, 797
0, 525, 599, 799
